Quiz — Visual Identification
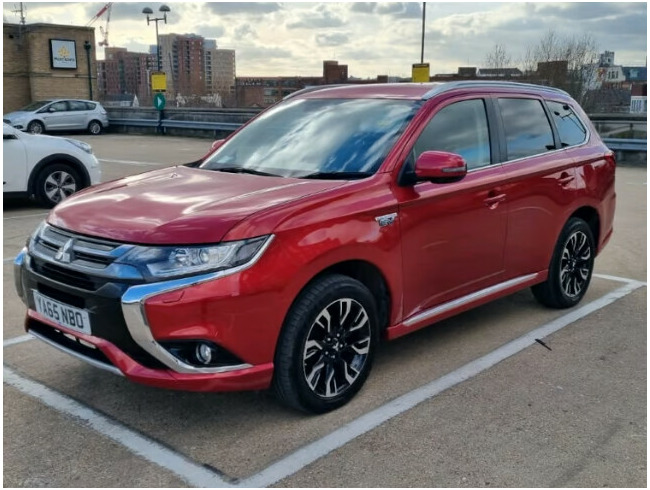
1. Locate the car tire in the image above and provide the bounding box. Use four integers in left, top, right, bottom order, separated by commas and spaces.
273, 274, 379, 414
532, 217, 595, 309
34, 163, 83, 208
87, 120, 103, 135
27, 121, 45, 134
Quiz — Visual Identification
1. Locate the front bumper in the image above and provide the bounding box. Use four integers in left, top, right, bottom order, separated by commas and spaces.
14, 247, 277, 392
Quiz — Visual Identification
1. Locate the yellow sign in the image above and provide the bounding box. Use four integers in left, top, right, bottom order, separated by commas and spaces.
151, 72, 167, 92
412, 63, 430, 83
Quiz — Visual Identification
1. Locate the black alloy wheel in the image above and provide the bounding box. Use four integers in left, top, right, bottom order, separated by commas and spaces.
273, 274, 378, 414
532, 217, 595, 308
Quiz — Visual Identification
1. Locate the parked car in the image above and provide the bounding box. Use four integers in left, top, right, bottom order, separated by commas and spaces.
3, 99, 109, 135
14, 82, 616, 413
3, 123, 101, 207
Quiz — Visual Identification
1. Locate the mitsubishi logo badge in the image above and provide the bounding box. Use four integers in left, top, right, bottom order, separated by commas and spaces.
54, 239, 75, 263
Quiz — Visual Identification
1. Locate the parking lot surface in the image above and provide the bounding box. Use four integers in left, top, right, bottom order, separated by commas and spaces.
3, 134, 646, 487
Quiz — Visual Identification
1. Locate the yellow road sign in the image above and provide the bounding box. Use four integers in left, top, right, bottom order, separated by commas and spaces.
412, 63, 430, 83
151, 72, 167, 92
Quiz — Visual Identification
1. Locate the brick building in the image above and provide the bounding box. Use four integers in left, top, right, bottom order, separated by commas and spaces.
3, 23, 97, 113
159, 33, 207, 98
97, 47, 155, 105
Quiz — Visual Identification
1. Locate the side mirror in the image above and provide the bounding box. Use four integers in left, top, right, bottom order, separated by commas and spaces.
3, 126, 18, 140
414, 151, 467, 184
210, 139, 225, 152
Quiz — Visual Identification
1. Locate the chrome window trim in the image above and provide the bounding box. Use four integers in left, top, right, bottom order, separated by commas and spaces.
29, 329, 124, 377
403, 273, 540, 327
120, 235, 275, 374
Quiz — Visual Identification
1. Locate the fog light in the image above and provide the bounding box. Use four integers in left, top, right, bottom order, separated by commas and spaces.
195, 343, 213, 365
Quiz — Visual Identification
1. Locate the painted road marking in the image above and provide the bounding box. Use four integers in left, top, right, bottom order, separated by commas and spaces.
99, 158, 164, 166
3, 276, 645, 487
4, 212, 47, 220
3, 334, 33, 347
3, 366, 234, 488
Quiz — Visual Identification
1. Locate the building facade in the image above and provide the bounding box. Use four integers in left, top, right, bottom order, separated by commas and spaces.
3, 23, 97, 113
158, 33, 206, 99
205, 45, 236, 104
97, 47, 155, 105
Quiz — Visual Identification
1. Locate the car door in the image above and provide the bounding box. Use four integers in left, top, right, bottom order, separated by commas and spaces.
494, 97, 579, 279
3, 125, 28, 193
395, 97, 508, 322
38, 101, 72, 130
67, 100, 90, 129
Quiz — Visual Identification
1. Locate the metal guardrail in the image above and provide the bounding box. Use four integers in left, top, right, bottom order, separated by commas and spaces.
603, 138, 647, 152
109, 118, 243, 131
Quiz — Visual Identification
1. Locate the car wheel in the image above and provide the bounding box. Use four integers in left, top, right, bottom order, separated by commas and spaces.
273, 274, 378, 414
35, 164, 82, 208
27, 121, 45, 134
532, 217, 595, 309
87, 120, 102, 135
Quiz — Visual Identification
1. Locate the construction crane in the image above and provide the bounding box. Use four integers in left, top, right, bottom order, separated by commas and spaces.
87, 2, 113, 47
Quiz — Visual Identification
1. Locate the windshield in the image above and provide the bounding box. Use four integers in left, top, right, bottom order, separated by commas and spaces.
20, 101, 52, 112
201, 98, 421, 178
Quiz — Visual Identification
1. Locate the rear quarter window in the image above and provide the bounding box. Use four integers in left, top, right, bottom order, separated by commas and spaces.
546, 100, 587, 147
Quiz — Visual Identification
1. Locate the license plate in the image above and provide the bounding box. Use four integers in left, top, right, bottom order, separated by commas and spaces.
33, 290, 91, 334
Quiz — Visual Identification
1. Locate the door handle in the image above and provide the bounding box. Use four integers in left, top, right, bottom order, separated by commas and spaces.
558, 172, 575, 186
484, 192, 506, 209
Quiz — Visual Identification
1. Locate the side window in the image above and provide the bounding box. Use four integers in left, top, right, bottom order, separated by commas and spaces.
85, 102, 96, 110
48, 101, 68, 113
497, 98, 555, 160
69, 101, 87, 111
546, 100, 587, 147
413, 99, 491, 170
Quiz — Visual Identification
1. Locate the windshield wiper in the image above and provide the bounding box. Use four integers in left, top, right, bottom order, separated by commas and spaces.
299, 171, 372, 180
215, 167, 280, 177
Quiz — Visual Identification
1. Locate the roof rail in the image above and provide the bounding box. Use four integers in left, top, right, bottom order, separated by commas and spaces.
283, 84, 350, 100
421, 81, 570, 100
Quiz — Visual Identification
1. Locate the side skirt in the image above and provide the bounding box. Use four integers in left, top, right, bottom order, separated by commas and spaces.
387, 271, 547, 340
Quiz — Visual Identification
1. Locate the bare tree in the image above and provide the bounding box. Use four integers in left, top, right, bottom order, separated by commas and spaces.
484, 43, 512, 76
523, 29, 599, 105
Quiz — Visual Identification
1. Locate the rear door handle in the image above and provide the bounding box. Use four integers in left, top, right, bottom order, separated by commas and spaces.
558, 172, 575, 186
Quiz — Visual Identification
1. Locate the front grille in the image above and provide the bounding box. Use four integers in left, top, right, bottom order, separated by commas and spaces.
32, 258, 98, 291
34, 224, 128, 270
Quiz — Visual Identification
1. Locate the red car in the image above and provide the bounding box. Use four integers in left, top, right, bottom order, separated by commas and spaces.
14, 82, 615, 413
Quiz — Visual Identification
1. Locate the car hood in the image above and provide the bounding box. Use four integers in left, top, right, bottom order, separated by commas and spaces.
3, 111, 32, 121
48, 166, 345, 244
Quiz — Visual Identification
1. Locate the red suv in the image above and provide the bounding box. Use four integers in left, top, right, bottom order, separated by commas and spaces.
14, 82, 616, 413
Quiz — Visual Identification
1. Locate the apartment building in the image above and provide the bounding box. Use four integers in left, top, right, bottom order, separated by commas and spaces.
98, 47, 155, 104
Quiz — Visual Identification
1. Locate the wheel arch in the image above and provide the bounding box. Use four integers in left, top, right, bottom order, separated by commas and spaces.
569, 206, 600, 250
289, 259, 392, 334
28, 154, 91, 197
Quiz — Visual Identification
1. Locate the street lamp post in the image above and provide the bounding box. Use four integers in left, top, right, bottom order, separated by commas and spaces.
83, 40, 93, 100
142, 4, 170, 72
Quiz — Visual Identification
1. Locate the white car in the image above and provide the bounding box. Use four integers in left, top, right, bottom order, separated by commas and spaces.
3, 123, 101, 207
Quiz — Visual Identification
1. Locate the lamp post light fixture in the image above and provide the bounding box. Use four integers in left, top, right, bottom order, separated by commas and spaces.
142, 4, 170, 72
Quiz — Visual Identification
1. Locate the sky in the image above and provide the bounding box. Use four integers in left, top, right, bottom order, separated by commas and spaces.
3, 2, 647, 78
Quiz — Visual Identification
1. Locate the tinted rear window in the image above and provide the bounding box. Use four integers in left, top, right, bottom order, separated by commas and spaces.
497, 98, 555, 160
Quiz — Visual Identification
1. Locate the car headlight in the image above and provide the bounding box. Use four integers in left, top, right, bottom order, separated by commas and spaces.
66, 139, 93, 154
119, 235, 273, 280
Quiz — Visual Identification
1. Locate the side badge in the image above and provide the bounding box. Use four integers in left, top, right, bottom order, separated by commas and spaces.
375, 213, 397, 227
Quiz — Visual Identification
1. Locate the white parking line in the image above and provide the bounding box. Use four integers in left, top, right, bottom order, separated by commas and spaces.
3, 334, 33, 347
99, 158, 163, 166
3, 276, 645, 487
4, 212, 47, 220
3, 366, 234, 488
241, 277, 645, 487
